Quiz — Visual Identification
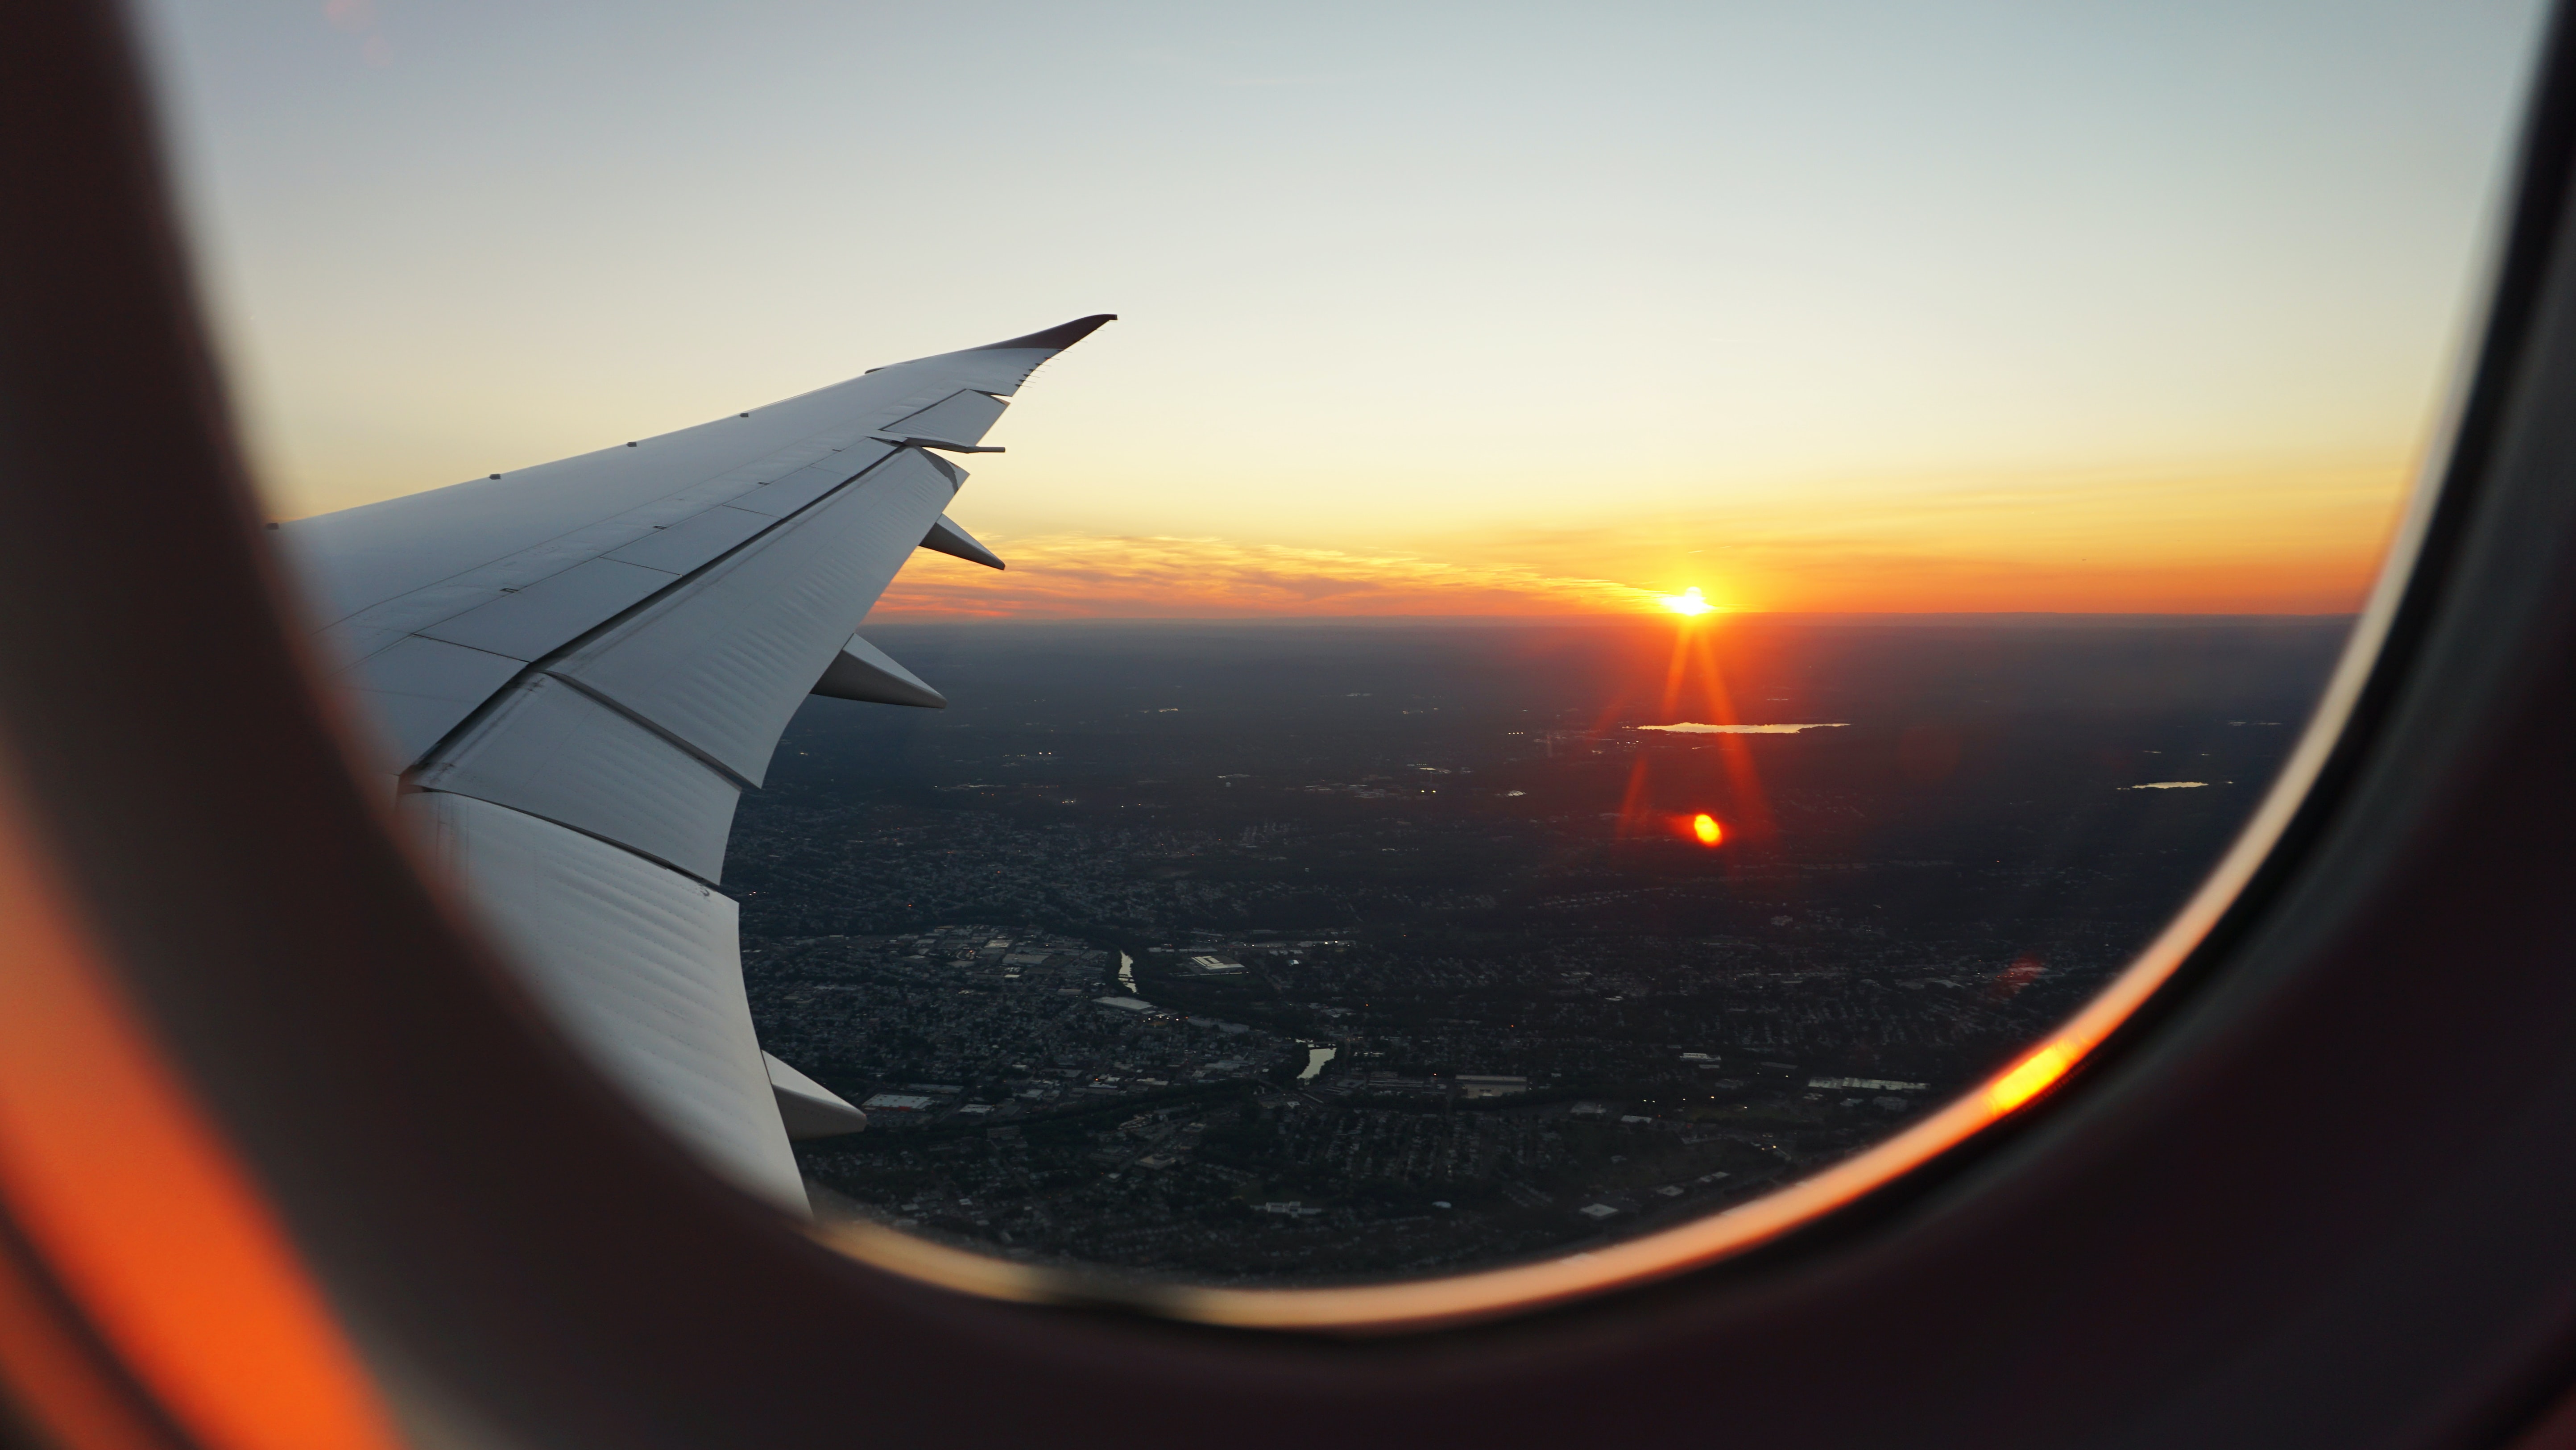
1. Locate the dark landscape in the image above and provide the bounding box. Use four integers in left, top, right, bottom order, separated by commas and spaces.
730, 615, 2347, 1283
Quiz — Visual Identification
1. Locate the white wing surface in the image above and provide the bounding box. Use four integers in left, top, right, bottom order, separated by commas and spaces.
279, 316, 1112, 1211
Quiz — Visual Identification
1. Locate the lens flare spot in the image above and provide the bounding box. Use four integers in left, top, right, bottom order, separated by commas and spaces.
1661, 586, 1714, 616
1986, 1041, 2076, 1115
1691, 813, 1723, 846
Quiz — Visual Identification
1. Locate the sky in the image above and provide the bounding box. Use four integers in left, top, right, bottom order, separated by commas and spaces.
135, 0, 2550, 617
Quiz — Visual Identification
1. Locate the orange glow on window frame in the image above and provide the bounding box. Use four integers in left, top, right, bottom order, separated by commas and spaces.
1986, 1041, 2079, 1114
0, 765, 401, 1450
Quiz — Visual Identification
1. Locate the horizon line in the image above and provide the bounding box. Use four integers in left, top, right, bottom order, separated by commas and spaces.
863, 609, 2363, 627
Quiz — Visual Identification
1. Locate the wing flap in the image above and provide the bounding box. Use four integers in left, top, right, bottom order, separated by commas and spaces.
413, 674, 743, 882
406, 791, 804, 1209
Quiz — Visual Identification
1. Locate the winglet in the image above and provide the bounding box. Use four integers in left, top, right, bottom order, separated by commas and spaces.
969, 314, 1117, 352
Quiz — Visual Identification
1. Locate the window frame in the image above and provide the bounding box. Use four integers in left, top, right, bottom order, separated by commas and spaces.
6, 0, 2576, 1443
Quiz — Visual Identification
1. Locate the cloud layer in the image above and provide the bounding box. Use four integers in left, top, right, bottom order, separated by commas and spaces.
876, 534, 1667, 618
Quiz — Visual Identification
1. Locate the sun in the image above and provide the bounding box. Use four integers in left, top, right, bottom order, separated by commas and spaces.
1661, 586, 1715, 616
1691, 813, 1723, 846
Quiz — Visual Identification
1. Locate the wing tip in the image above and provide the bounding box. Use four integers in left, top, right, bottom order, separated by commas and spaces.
969, 314, 1117, 353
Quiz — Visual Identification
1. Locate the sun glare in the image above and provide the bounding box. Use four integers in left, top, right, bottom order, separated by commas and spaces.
1691, 813, 1723, 846
1661, 586, 1715, 617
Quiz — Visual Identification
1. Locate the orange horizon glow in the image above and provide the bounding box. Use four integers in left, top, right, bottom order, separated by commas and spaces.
872, 536, 2386, 619
866, 463, 2406, 620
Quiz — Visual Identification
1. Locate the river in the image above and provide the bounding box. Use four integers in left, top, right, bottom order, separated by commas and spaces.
1118, 949, 1330, 1080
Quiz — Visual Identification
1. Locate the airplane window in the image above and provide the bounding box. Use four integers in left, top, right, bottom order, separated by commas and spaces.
129, 0, 2549, 1318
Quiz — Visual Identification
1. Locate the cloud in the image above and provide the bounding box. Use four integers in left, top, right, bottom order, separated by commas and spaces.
872, 533, 1669, 619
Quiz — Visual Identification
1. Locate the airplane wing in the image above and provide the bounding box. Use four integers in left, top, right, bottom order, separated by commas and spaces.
275, 316, 1113, 1212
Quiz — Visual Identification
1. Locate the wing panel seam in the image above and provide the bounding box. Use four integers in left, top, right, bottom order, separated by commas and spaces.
538, 669, 760, 792
414, 786, 725, 890
400, 447, 911, 774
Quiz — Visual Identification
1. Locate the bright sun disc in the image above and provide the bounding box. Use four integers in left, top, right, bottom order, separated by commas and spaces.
1661, 586, 1714, 616
1692, 813, 1723, 846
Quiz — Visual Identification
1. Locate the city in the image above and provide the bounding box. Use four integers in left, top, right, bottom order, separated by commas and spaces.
733, 615, 2340, 1280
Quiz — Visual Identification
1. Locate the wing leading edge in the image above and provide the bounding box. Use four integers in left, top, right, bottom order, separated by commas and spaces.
283, 317, 1112, 1211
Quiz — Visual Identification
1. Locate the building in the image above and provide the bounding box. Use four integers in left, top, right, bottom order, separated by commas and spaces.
1455, 1075, 1531, 1100
1808, 1076, 1930, 1092
1188, 955, 1249, 976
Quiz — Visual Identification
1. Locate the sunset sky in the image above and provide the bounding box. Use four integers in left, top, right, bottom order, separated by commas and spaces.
138, 0, 2548, 618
